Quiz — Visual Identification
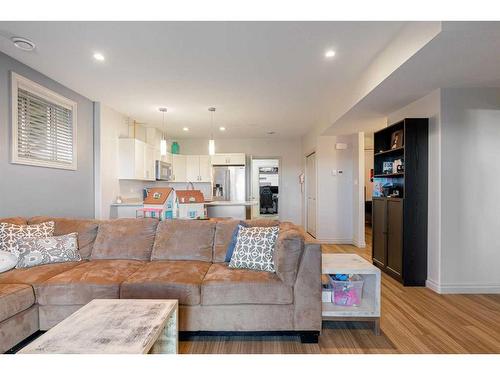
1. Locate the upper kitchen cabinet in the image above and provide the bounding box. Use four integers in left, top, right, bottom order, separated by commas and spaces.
171, 154, 187, 182
210, 153, 246, 166
186, 155, 212, 182
119, 138, 156, 181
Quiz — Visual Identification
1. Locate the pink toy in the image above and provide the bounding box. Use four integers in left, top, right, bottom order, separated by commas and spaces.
330, 277, 364, 306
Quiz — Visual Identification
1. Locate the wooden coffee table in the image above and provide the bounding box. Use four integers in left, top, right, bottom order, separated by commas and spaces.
19, 299, 178, 354
322, 254, 381, 335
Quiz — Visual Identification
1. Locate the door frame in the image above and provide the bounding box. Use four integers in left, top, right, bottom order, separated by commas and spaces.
304, 151, 317, 238
249, 156, 282, 220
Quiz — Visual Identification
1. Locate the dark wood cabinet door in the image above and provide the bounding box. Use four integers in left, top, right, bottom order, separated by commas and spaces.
372, 198, 387, 268
387, 199, 403, 277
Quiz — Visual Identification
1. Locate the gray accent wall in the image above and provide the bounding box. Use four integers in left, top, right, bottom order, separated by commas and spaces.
0, 51, 95, 218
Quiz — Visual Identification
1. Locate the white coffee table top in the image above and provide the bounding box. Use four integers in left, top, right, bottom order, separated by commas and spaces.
322, 253, 380, 275
19, 299, 178, 354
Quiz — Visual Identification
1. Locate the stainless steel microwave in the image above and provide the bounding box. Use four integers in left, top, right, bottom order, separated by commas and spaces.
155, 160, 172, 181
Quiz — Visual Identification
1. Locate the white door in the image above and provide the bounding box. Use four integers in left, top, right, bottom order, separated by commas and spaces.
306, 153, 317, 237
186, 155, 200, 182
198, 155, 212, 182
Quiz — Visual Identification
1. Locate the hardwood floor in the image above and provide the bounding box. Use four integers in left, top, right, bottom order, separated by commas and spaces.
180, 226, 500, 354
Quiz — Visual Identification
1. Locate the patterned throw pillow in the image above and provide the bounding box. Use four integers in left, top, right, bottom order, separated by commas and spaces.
0, 221, 55, 257
0, 251, 18, 273
229, 225, 280, 272
16, 233, 81, 269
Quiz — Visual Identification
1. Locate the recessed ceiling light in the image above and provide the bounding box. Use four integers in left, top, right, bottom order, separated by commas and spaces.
219, 126, 226, 131
182, 127, 189, 131
11, 37, 35, 51
93, 52, 105, 61
324, 49, 336, 58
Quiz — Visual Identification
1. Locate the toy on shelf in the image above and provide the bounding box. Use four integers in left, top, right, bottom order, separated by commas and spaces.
140, 187, 175, 220
329, 274, 364, 306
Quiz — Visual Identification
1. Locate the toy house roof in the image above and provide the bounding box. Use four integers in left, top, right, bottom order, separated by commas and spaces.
143, 187, 174, 205
175, 190, 205, 204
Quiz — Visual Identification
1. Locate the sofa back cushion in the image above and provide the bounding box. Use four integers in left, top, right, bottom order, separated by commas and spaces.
91, 219, 158, 261
152, 220, 215, 262
0, 217, 27, 225
273, 225, 304, 286
212, 219, 240, 263
29, 216, 99, 259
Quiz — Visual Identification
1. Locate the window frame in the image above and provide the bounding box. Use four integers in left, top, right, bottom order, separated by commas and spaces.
11, 72, 78, 170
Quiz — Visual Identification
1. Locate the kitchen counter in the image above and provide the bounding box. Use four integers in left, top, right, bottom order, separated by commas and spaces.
204, 200, 257, 207
110, 201, 143, 207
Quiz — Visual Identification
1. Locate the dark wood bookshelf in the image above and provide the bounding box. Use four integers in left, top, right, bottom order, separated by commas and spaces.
373, 173, 404, 178
372, 118, 428, 286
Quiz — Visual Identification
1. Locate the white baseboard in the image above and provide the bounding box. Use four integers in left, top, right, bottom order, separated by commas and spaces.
426, 279, 500, 294
316, 237, 366, 249
352, 238, 367, 248
316, 237, 353, 244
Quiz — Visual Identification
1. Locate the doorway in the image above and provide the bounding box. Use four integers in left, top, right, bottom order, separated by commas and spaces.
305, 152, 317, 237
250, 158, 280, 220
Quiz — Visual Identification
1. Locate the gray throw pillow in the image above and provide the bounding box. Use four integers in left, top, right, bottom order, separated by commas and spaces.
16, 232, 81, 269
0, 221, 55, 257
229, 225, 279, 272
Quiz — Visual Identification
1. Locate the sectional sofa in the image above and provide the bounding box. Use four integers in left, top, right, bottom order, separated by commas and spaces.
0, 216, 321, 353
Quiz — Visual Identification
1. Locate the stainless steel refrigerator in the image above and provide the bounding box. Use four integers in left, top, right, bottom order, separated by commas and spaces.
212, 166, 246, 201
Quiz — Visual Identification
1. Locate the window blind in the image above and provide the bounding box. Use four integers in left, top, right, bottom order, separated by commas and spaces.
17, 88, 74, 166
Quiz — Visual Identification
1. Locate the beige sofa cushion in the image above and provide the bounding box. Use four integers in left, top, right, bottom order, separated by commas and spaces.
212, 219, 240, 263
273, 227, 304, 286
35, 260, 144, 305
0, 284, 35, 322
0, 261, 83, 286
121, 260, 211, 305
29, 216, 99, 259
91, 219, 158, 261
0, 217, 27, 225
201, 263, 293, 305
151, 220, 215, 262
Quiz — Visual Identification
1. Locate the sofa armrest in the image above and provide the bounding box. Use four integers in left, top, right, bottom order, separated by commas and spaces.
293, 236, 322, 331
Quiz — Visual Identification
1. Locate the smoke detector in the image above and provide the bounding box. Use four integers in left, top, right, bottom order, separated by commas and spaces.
11, 37, 36, 51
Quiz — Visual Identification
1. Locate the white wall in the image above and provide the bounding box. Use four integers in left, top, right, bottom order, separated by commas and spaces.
95, 104, 130, 219
439, 88, 500, 293
315, 135, 356, 243
352, 133, 366, 247
387, 89, 442, 290
173, 138, 303, 225
388, 87, 500, 293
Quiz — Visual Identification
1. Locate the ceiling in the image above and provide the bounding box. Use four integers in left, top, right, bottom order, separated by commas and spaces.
324, 22, 500, 135
0, 21, 406, 139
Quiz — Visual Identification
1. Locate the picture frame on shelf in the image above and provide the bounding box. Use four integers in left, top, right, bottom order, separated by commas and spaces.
390, 130, 404, 149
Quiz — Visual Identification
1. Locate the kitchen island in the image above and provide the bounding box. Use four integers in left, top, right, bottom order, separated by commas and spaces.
204, 200, 257, 220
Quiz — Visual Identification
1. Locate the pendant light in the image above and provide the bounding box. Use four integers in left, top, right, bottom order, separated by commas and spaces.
159, 107, 168, 156
208, 107, 216, 155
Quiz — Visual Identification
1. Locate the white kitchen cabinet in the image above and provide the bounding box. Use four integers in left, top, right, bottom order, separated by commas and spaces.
186, 155, 200, 182
198, 155, 212, 181
144, 145, 155, 181
186, 155, 212, 182
171, 154, 187, 182
210, 153, 246, 166
119, 138, 155, 181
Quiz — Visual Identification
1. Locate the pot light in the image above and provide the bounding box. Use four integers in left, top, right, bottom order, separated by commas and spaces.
182, 127, 189, 132
219, 126, 226, 131
324, 49, 336, 58
93, 52, 105, 61
11, 37, 35, 51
